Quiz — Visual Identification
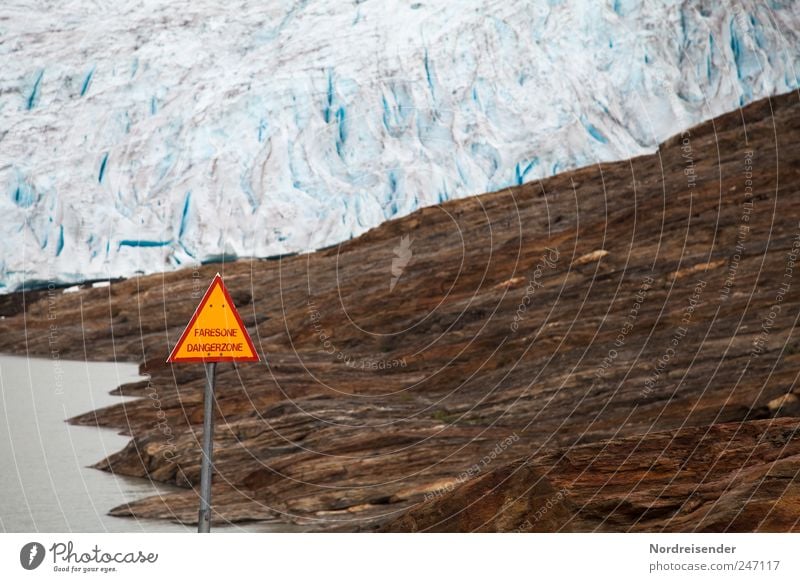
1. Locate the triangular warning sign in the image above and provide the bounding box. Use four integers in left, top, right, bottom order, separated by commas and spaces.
167, 273, 259, 363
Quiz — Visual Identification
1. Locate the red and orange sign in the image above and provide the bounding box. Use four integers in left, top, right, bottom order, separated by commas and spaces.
167, 273, 259, 363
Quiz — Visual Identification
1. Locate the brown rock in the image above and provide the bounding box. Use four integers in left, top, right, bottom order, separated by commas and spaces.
385, 420, 800, 532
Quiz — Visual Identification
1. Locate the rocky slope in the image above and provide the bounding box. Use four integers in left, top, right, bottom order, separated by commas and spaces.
384, 419, 800, 532
1, 91, 799, 531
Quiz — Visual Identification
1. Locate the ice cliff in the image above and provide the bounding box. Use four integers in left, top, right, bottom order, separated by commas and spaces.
1, 0, 798, 290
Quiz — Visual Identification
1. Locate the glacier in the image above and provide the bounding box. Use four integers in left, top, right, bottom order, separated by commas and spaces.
0, 0, 798, 291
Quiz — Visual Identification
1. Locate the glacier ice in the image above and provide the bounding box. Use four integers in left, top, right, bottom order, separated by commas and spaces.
0, 0, 798, 290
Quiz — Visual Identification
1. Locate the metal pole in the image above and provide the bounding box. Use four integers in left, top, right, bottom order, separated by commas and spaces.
198, 361, 217, 533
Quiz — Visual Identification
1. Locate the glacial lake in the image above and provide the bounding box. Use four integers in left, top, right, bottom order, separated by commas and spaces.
0, 354, 283, 533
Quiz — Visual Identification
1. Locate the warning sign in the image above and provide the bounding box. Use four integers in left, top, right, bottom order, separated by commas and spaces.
167, 273, 259, 363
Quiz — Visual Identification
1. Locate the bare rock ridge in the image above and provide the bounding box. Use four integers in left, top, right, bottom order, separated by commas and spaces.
1, 91, 799, 531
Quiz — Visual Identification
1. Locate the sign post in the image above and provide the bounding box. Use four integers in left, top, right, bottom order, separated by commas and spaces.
166, 273, 259, 533
198, 361, 216, 533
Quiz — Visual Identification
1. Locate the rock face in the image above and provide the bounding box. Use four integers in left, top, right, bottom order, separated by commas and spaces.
384, 419, 800, 532
1, 92, 800, 531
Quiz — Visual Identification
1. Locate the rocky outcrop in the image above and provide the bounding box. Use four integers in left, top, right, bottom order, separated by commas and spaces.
1, 92, 800, 531
384, 419, 800, 532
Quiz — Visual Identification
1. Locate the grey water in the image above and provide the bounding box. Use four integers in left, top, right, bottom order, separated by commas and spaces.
0, 354, 282, 533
